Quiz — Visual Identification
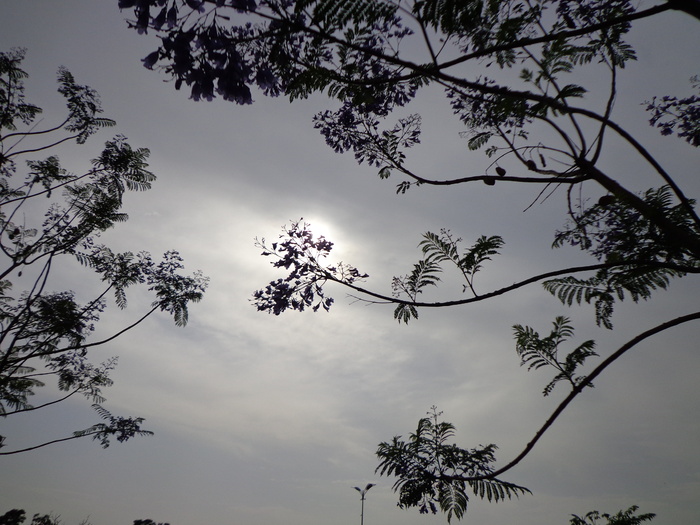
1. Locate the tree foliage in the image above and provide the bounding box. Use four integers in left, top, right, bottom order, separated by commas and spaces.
514, 316, 597, 396
569, 506, 656, 525
0, 49, 208, 455
252, 219, 367, 315
0, 510, 171, 525
376, 407, 530, 522
0, 509, 91, 525
121, 0, 699, 520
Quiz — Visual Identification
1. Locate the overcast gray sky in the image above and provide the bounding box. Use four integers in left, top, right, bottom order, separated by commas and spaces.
1, 2, 699, 525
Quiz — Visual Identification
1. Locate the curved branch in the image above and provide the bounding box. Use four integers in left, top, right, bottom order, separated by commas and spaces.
334, 260, 699, 309
339, 36, 699, 227
667, 0, 700, 20
423, 3, 674, 75
3, 387, 84, 416
588, 58, 618, 165
580, 161, 700, 257
393, 169, 588, 187
165, 1, 698, 228
0, 168, 100, 207
0, 257, 53, 366
3, 305, 160, 368
462, 310, 700, 481
3, 133, 82, 160
194, 0, 672, 101
420, 72, 700, 234
0, 432, 97, 455
254, 2, 673, 87
520, 46, 586, 154
1, 115, 71, 144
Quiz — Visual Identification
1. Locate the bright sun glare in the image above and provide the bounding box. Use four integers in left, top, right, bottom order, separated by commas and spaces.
302, 216, 346, 258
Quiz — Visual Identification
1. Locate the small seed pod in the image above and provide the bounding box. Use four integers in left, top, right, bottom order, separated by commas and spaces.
598, 194, 616, 206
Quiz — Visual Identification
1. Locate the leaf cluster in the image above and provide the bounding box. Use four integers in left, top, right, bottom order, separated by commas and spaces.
56, 68, 116, 144
72, 404, 154, 448
130, 0, 414, 111
0, 508, 90, 525
252, 219, 367, 315
392, 230, 503, 322
0, 49, 41, 133
645, 76, 700, 147
376, 407, 530, 522
549, 186, 698, 328
122, 0, 641, 170
569, 505, 655, 525
313, 109, 422, 192
514, 316, 597, 396
298, 0, 398, 31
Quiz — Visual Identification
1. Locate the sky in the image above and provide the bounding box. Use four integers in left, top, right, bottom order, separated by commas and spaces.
1, 1, 699, 524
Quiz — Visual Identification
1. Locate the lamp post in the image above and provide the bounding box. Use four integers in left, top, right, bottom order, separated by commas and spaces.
353, 483, 375, 525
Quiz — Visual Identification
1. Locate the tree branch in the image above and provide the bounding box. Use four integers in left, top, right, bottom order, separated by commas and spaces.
336, 260, 699, 309
0, 432, 96, 455
457, 310, 700, 482
3, 387, 83, 416
666, 0, 700, 20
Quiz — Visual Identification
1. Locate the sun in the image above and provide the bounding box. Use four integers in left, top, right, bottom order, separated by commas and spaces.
300, 215, 346, 258
303, 216, 334, 240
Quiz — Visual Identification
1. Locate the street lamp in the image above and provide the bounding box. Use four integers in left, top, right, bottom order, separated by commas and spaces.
353, 483, 375, 525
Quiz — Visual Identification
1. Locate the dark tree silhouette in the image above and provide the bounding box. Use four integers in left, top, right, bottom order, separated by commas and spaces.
0, 49, 208, 455
0, 508, 91, 525
120, 0, 698, 520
